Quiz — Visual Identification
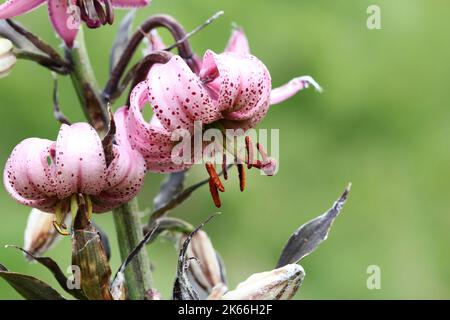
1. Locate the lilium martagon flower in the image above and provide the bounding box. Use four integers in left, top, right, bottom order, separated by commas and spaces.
3, 122, 146, 235
116, 27, 322, 207
0, 0, 152, 48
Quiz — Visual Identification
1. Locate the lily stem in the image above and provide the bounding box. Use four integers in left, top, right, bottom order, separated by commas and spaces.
113, 198, 153, 300
66, 28, 108, 133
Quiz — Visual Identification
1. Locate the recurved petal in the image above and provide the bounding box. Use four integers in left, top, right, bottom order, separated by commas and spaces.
126, 81, 192, 173
47, 0, 79, 48
224, 28, 250, 55
111, 0, 151, 8
0, 0, 45, 19
93, 144, 145, 213
54, 123, 107, 199
270, 75, 322, 105
147, 56, 219, 132
3, 138, 57, 208
113, 106, 132, 149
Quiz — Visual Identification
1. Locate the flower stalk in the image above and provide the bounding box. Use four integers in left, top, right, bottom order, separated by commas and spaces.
113, 198, 153, 300
65, 28, 108, 133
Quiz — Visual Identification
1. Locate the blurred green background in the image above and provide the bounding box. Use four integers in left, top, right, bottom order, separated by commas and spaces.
1, 0, 450, 299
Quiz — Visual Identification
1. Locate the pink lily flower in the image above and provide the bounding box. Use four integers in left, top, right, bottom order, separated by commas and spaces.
0, 0, 151, 48
3, 122, 146, 233
121, 29, 322, 173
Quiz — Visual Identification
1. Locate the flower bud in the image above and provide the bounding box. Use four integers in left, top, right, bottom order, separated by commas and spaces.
179, 230, 225, 293
222, 264, 305, 300
23, 209, 63, 259
0, 38, 16, 78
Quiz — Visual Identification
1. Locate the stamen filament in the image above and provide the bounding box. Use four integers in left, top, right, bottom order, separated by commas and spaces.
257, 142, 269, 163
222, 153, 228, 180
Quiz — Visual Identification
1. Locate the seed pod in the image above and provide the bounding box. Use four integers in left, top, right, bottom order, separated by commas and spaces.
179, 230, 225, 294
23, 209, 64, 259
222, 264, 305, 300
0, 38, 16, 78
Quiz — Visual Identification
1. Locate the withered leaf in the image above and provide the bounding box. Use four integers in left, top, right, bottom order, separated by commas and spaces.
110, 222, 159, 295
109, 9, 136, 74
172, 214, 218, 300
144, 217, 193, 243
148, 165, 231, 225
93, 222, 111, 262
52, 75, 71, 125
276, 184, 351, 268
153, 171, 186, 211
0, 264, 65, 300
7, 245, 87, 300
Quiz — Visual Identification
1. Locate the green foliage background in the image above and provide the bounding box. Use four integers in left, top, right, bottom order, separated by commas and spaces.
1, 0, 450, 299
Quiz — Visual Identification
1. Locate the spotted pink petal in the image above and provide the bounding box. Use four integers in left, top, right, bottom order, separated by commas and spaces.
147, 56, 220, 132
0, 0, 45, 18
111, 0, 151, 8
47, 0, 79, 48
270, 76, 323, 105
54, 123, 107, 199
225, 28, 250, 55
3, 138, 58, 212
114, 106, 132, 149
92, 144, 146, 212
124, 81, 192, 173
200, 50, 272, 126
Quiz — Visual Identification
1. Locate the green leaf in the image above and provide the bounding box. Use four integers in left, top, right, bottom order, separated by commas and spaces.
0, 264, 65, 300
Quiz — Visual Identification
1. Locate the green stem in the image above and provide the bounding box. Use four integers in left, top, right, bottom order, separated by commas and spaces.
113, 198, 153, 300
66, 28, 108, 133
67, 27, 153, 300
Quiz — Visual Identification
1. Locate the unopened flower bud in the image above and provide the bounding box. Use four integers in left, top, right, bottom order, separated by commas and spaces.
222, 264, 305, 300
0, 38, 16, 79
23, 208, 63, 259
179, 230, 224, 293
